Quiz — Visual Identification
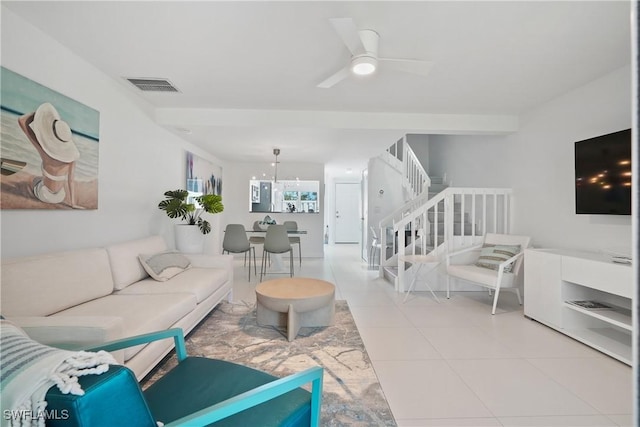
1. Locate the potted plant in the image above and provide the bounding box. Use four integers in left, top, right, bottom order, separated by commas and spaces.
158, 190, 224, 252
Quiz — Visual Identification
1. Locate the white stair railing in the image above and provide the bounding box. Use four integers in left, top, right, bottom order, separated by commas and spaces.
380, 187, 513, 291
402, 138, 430, 198
382, 136, 430, 199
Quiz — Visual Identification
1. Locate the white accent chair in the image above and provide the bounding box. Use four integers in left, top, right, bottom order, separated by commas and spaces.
446, 233, 531, 314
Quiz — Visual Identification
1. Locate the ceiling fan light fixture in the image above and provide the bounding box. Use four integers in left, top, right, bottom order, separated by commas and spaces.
351, 56, 378, 75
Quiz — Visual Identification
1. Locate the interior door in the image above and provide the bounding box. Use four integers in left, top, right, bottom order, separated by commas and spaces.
334, 182, 361, 243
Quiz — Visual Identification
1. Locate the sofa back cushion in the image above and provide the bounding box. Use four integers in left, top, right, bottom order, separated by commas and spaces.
106, 236, 168, 290
1, 248, 114, 317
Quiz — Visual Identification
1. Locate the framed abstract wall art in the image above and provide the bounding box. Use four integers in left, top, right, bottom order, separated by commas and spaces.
186, 151, 222, 202
1, 67, 100, 210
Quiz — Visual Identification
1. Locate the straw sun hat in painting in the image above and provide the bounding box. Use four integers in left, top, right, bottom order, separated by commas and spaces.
29, 103, 80, 163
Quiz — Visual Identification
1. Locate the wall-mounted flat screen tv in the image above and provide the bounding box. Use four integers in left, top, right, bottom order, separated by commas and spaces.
575, 129, 632, 215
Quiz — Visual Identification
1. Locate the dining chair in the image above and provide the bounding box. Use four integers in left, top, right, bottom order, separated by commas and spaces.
283, 220, 302, 265
250, 221, 266, 246
369, 226, 380, 267
261, 225, 294, 281
222, 224, 256, 281
368, 226, 391, 268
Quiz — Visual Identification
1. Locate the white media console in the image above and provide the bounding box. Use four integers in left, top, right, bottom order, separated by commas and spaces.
524, 248, 633, 365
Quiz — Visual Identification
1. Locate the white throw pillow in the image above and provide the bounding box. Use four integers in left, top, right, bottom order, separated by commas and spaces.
138, 251, 191, 282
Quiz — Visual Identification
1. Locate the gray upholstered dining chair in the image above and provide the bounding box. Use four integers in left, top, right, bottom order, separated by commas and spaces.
260, 224, 294, 281
222, 223, 256, 280
283, 220, 302, 265
250, 220, 266, 246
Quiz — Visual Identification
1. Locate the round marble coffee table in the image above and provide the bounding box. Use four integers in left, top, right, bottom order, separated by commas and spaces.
255, 277, 335, 341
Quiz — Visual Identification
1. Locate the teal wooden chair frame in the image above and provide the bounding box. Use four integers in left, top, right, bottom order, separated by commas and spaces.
85, 328, 324, 426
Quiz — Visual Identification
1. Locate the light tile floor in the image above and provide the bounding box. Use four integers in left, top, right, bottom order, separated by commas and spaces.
230, 244, 633, 427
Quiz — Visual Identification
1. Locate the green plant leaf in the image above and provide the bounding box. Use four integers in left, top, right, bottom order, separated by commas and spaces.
159, 190, 222, 234
198, 218, 212, 234
163, 190, 188, 201
195, 194, 224, 214
158, 198, 189, 219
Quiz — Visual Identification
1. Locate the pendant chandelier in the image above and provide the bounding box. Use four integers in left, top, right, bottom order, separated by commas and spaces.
272, 148, 280, 183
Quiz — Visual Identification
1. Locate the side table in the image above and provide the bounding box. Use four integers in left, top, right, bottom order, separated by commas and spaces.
399, 254, 441, 303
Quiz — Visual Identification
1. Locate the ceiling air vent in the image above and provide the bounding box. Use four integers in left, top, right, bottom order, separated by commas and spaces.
126, 78, 179, 92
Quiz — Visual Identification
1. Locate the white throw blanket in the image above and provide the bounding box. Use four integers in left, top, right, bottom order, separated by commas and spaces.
0, 320, 117, 427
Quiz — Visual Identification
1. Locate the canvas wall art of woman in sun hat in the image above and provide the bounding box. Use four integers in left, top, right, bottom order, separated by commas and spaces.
17, 102, 81, 207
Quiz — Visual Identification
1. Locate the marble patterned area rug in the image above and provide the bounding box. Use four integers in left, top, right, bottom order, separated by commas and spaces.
142, 300, 396, 426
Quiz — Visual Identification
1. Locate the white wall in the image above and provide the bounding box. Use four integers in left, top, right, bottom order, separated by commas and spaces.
429, 65, 632, 255
224, 161, 325, 257
366, 156, 405, 241
0, 7, 225, 258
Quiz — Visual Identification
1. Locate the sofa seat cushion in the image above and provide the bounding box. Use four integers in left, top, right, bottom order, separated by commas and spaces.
52, 294, 196, 360
144, 357, 311, 427
115, 268, 228, 304
447, 264, 515, 288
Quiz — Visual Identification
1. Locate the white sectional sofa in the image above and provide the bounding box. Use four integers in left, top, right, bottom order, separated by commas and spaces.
1, 235, 233, 380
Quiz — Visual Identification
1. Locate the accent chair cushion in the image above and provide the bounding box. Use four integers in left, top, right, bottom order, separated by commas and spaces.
474, 244, 521, 273
144, 357, 312, 427
139, 251, 191, 282
447, 264, 515, 288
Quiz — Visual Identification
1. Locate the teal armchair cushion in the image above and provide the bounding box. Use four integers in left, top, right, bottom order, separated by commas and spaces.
45, 365, 156, 427
144, 357, 312, 427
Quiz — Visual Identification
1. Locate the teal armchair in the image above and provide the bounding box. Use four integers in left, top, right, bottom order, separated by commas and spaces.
45, 328, 323, 427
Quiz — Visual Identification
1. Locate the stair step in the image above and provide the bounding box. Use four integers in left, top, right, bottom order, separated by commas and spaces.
429, 184, 448, 193
383, 266, 398, 282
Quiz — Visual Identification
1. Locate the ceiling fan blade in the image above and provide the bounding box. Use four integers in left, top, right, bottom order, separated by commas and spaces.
317, 65, 351, 88
379, 58, 433, 77
329, 18, 366, 56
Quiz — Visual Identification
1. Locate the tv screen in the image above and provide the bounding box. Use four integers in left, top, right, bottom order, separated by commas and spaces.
575, 129, 632, 215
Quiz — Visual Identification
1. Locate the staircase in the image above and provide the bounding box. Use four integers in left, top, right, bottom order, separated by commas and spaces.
372, 137, 514, 292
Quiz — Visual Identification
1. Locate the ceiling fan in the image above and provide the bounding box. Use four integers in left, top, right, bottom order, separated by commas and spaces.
317, 18, 433, 88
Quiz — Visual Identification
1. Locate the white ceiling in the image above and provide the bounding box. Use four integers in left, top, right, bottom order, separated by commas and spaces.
3, 1, 632, 176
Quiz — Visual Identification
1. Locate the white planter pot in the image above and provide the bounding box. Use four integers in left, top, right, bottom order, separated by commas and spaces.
174, 224, 205, 253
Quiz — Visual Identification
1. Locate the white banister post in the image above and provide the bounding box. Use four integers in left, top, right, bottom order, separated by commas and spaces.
493, 195, 498, 233
503, 193, 509, 233
445, 192, 454, 252
471, 190, 477, 238
434, 202, 439, 253
482, 193, 487, 237
397, 224, 406, 292
378, 226, 386, 278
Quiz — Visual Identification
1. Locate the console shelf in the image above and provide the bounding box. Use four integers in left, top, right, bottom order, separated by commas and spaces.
525, 248, 633, 365
562, 327, 632, 365
563, 301, 632, 331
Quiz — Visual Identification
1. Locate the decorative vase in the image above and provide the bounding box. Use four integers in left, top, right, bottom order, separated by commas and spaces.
174, 224, 204, 253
